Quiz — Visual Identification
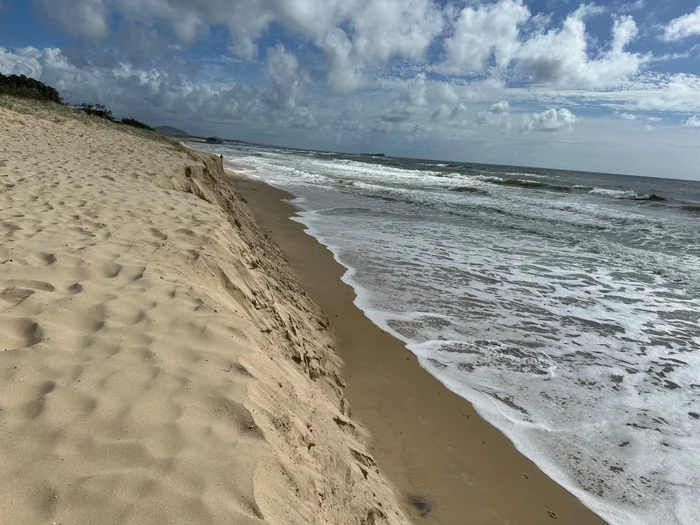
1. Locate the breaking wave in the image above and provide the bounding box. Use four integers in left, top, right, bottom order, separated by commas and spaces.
476, 176, 571, 192
589, 188, 666, 201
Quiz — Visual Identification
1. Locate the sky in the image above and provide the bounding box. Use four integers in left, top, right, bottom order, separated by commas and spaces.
2, 1, 700, 179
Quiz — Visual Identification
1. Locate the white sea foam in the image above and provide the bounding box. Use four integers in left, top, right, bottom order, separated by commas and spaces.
198, 141, 700, 525
295, 208, 700, 525
589, 187, 665, 201
502, 171, 549, 178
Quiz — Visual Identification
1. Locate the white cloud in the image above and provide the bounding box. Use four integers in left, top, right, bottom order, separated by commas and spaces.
431, 101, 468, 122
431, 104, 450, 122
0, 47, 43, 77
409, 123, 432, 139
5, 2, 699, 178
516, 12, 647, 88
265, 44, 306, 111
34, 0, 108, 42
347, 0, 444, 63
0, 46, 307, 131
382, 110, 412, 123
502, 71, 700, 114
450, 102, 468, 120
289, 107, 317, 130
633, 74, 700, 112
26, 0, 656, 102
442, 0, 530, 74
663, 6, 700, 42
401, 73, 428, 107
685, 116, 700, 127
489, 100, 510, 114
437, 83, 460, 104
32, 0, 443, 93
617, 0, 645, 14
474, 101, 577, 133
475, 100, 511, 128
520, 108, 578, 132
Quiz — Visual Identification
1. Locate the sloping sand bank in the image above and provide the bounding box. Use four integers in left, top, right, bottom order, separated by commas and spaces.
0, 102, 406, 525
233, 177, 609, 525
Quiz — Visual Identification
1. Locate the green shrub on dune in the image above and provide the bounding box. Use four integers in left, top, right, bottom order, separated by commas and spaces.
75, 103, 116, 121
0, 73, 63, 104
120, 117, 154, 131
0, 73, 184, 151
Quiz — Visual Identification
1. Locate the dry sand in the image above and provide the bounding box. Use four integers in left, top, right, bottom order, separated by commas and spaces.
233, 177, 609, 525
0, 101, 407, 525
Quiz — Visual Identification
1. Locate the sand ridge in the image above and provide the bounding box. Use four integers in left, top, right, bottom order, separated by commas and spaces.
0, 104, 407, 524
234, 176, 610, 525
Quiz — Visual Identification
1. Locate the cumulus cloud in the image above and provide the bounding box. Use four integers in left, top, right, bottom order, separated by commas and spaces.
265, 44, 307, 111
409, 123, 432, 139
516, 11, 647, 88
401, 73, 428, 107
489, 100, 510, 114
35, 0, 108, 42
663, 6, 700, 42
30, 0, 652, 95
7, 0, 699, 171
474, 100, 577, 133
442, 0, 530, 74
289, 107, 318, 130
26, 0, 658, 100
520, 108, 578, 132
0, 46, 307, 130
685, 116, 700, 128
431, 101, 468, 122
633, 74, 700, 112
0, 47, 43, 78
475, 100, 512, 127
380, 108, 411, 123
431, 104, 450, 122
449, 102, 469, 121
33, 0, 443, 92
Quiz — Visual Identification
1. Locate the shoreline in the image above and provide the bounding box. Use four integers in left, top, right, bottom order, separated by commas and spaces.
232, 173, 608, 525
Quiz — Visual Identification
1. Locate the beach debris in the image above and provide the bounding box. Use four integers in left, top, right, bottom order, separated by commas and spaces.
407, 494, 432, 517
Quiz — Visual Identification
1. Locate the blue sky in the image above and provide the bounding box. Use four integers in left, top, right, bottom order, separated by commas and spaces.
2, 0, 700, 179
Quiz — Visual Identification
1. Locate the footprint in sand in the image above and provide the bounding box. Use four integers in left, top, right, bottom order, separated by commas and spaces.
0, 317, 44, 349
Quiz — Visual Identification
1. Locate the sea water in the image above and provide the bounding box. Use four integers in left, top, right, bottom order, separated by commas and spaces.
197, 141, 700, 525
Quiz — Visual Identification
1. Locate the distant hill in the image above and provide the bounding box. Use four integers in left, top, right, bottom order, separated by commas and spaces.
154, 126, 190, 136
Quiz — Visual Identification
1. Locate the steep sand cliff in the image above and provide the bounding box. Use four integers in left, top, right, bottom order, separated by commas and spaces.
0, 100, 407, 525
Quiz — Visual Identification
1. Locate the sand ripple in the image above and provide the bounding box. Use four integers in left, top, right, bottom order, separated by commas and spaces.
0, 104, 406, 525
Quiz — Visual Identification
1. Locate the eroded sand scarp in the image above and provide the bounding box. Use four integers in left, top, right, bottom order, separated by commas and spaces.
0, 104, 406, 525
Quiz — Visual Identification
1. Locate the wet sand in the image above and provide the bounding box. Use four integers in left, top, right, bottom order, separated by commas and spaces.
233, 174, 608, 525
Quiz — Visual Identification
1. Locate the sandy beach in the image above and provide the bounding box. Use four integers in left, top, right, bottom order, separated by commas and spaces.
0, 101, 406, 524
0, 97, 610, 525
233, 176, 609, 525
5, 1, 700, 521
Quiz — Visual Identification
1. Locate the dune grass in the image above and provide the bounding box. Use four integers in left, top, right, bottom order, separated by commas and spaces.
0, 95, 187, 153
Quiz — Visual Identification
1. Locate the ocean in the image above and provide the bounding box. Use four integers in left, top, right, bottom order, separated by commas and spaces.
196, 140, 700, 525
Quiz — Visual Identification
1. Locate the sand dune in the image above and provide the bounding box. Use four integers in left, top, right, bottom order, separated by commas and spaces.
0, 102, 406, 524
